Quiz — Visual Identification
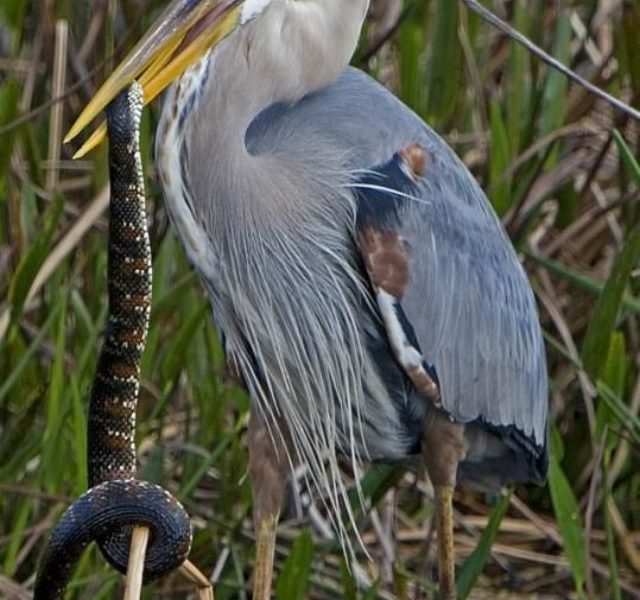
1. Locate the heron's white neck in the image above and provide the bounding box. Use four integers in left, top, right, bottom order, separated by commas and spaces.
196, 0, 368, 144
154, 3, 395, 551
156, 0, 368, 266
157, 0, 367, 231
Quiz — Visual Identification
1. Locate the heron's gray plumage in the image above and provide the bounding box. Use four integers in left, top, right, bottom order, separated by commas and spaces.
56, 0, 550, 593
245, 68, 548, 481
155, 1, 547, 545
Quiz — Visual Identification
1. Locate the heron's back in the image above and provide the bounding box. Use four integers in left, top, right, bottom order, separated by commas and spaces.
245, 68, 548, 486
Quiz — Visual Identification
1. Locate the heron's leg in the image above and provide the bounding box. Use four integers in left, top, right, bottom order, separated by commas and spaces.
422, 411, 467, 600
247, 408, 289, 600
433, 484, 455, 599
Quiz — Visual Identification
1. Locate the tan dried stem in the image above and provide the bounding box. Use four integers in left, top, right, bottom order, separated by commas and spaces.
123, 526, 150, 600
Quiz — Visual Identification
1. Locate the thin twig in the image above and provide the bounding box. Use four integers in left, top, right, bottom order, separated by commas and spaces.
179, 560, 216, 600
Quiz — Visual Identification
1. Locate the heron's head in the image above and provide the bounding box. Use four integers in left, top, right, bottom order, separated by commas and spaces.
66, 0, 369, 156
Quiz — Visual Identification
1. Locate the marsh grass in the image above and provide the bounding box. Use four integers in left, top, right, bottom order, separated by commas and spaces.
0, 0, 639, 598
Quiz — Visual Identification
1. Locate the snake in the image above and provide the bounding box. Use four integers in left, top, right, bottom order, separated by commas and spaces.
34, 83, 192, 600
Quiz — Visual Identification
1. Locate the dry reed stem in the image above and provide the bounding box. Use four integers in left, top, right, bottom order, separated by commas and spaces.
123, 526, 150, 600
46, 20, 68, 192
179, 560, 215, 600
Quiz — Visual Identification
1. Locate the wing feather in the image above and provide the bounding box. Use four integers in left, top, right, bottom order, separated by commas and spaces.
343, 84, 547, 453
247, 67, 548, 467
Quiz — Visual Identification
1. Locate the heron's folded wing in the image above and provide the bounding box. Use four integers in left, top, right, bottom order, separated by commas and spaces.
353, 139, 548, 458
245, 66, 547, 461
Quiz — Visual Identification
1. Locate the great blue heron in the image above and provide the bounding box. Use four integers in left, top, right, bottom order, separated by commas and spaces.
66, 0, 548, 597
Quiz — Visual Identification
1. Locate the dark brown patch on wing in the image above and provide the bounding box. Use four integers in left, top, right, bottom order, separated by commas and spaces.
357, 227, 409, 298
399, 142, 428, 180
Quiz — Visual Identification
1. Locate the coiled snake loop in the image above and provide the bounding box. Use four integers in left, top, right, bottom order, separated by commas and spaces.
34, 83, 192, 599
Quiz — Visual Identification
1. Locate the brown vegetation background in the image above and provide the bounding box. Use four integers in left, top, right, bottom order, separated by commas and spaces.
0, 0, 639, 598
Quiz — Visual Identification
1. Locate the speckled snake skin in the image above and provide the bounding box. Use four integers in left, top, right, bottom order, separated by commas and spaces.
34, 84, 192, 600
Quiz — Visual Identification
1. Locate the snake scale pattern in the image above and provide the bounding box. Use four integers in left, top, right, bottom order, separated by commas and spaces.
34, 83, 192, 600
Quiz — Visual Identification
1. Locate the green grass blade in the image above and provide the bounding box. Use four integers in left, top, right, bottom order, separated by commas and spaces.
488, 101, 512, 216
612, 129, 640, 184
0, 79, 20, 199
0, 300, 60, 402
597, 382, 640, 442
160, 302, 208, 381
526, 250, 640, 314
339, 557, 358, 600
505, 0, 531, 153
397, 17, 426, 116
7, 193, 65, 330
539, 13, 571, 167
602, 448, 622, 600
348, 464, 404, 522
0, 0, 27, 32
548, 451, 586, 597
69, 376, 88, 493
619, 3, 640, 92
41, 284, 70, 491
2, 499, 31, 576
426, 0, 461, 122
595, 333, 626, 445
581, 229, 640, 379
275, 531, 314, 600
456, 490, 511, 599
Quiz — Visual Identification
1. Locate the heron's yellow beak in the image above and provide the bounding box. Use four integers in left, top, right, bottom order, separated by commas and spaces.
66, 0, 242, 158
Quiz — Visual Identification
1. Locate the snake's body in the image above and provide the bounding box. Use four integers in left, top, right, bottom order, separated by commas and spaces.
34, 84, 191, 600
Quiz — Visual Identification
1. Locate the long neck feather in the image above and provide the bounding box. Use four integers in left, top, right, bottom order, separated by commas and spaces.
155, 0, 404, 554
